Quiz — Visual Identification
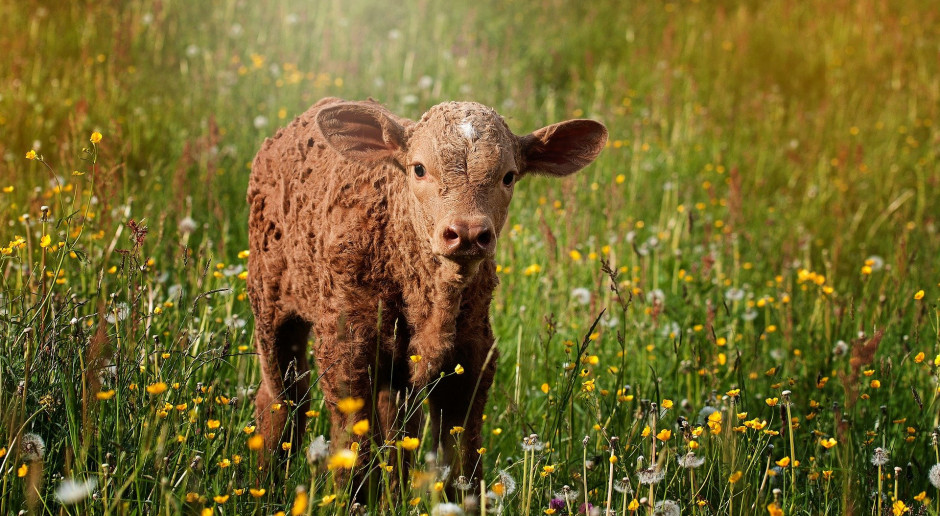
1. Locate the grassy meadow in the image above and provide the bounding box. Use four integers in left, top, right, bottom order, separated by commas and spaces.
1, 0, 939, 514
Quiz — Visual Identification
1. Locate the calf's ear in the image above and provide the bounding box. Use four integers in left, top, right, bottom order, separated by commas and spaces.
519, 119, 608, 177
316, 103, 406, 163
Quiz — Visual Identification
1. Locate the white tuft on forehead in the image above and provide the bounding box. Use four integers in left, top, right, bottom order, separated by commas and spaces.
457, 119, 478, 141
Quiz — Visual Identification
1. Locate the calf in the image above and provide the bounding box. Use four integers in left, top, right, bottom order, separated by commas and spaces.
247, 97, 607, 490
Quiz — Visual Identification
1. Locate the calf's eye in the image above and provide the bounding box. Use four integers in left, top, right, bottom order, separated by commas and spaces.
414, 164, 426, 178
502, 171, 516, 186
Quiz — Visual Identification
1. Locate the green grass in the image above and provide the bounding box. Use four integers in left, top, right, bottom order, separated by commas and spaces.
1, 0, 939, 514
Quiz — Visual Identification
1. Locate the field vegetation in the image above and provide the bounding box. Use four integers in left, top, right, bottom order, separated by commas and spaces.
0, 1, 938, 514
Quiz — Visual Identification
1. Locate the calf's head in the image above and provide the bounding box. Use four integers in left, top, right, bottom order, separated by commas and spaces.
318, 101, 607, 266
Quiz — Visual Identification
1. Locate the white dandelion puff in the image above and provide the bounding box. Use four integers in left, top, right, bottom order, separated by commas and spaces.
55, 477, 98, 505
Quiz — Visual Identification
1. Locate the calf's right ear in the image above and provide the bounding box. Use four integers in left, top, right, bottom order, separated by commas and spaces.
316, 103, 406, 164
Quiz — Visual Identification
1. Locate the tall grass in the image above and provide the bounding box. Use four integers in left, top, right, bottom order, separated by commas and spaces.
0, 0, 938, 514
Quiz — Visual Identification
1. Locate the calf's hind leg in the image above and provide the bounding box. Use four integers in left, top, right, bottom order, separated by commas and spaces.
254, 310, 313, 452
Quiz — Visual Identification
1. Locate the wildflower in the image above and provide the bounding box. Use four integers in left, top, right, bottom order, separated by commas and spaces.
18, 464, 28, 477
767, 502, 784, 516
929, 463, 940, 489
26, 150, 37, 160
214, 494, 230, 504
628, 499, 640, 511
20, 433, 45, 462
250, 488, 266, 498
410, 354, 423, 362
656, 429, 672, 441
914, 290, 925, 300
729, 471, 743, 483
521, 434, 545, 452
678, 452, 705, 469
305, 435, 329, 463
399, 436, 420, 451
337, 397, 364, 414
454, 475, 472, 491
638, 466, 665, 485
915, 352, 925, 363
496, 469, 517, 495
90, 131, 102, 143
820, 438, 837, 449
352, 419, 369, 435
454, 364, 464, 374
218, 458, 231, 468
39, 235, 51, 248
319, 494, 336, 506
243, 425, 255, 434
554, 486, 579, 502
450, 426, 465, 435
327, 449, 357, 470
571, 287, 591, 305
892, 500, 910, 515
247, 434, 264, 451
727, 388, 741, 397
282, 442, 292, 451
872, 447, 889, 466
654, 500, 680, 516
146, 382, 168, 395
207, 419, 221, 429
661, 399, 674, 409
775, 457, 791, 467
96, 390, 115, 400
766, 397, 779, 407
55, 477, 98, 504
291, 486, 308, 515
431, 503, 465, 516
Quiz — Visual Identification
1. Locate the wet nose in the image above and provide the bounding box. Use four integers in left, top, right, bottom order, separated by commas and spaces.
441, 218, 496, 256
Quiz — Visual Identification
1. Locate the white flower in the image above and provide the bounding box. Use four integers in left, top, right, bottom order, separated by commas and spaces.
638, 466, 664, 485
653, 500, 680, 516
185, 44, 199, 57
55, 477, 98, 505
253, 116, 269, 129
306, 435, 329, 463
178, 216, 197, 235
678, 452, 705, 469
418, 75, 434, 89
571, 287, 591, 305
871, 447, 889, 467
725, 287, 745, 302
647, 289, 665, 304
929, 463, 940, 489
496, 469, 516, 495
432, 502, 465, 516
20, 433, 45, 462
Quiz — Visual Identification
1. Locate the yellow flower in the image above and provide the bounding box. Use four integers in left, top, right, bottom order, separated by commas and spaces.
627, 499, 640, 511
17, 463, 28, 477
0, 447, 5, 458
656, 429, 672, 441
729, 471, 742, 483
915, 352, 925, 363
318, 494, 336, 507
248, 434, 264, 451
352, 419, 370, 436
25, 150, 37, 160
661, 399, 674, 409
708, 411, 722, 423
218, 458, 231, 468
819, 437, 837, 449
399, 437, 420, 451
96, 390, 116, 400
765, 397, 778, 407
207, 419, 221, 429
914, 491, 926, 502
767, 502, 784, 516
870, 379, 881, 388
327, 449, 357, 470
449, 426, 465, 435
454, 364, 465, 375
337, 397, 364, 414
39, 235, 52, 248
250, 488, 266, 498
410, 354, 422, 363
90, 131, 103, 144
541, 383, 550, 393
569, 249, 582, 261
146, 382, 168, 395
914, 290, 925, 300
544, 509, 556, 515
291, 489, 308, 515
641, 425, 651, 437
409, 497, 422, 506
726, 388, 741, 397
893, 500, 910, 515
775, 456, 791, 467
281, 442, 292, 451
243, 425, 255, 434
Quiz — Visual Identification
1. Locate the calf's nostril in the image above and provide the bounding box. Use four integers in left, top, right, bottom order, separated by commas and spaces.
476, 229, 493, 247
443, 226, 460, 245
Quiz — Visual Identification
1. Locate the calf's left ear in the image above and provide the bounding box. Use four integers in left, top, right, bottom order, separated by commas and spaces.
519, 119, 608, 177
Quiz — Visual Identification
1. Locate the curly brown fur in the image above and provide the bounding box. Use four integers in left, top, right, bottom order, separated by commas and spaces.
247, 97, 607, 495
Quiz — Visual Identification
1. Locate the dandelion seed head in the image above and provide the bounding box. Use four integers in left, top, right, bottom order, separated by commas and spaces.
929, 464, 940, 489
871, 447, 889, 467
20, 433, 45, 462
306, 435, 329, 463
55, 477, 98, 505
653, 500, 680, 516
431, 502, 465, 516
678, 452, 705, 469
638, 466, 665, 485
